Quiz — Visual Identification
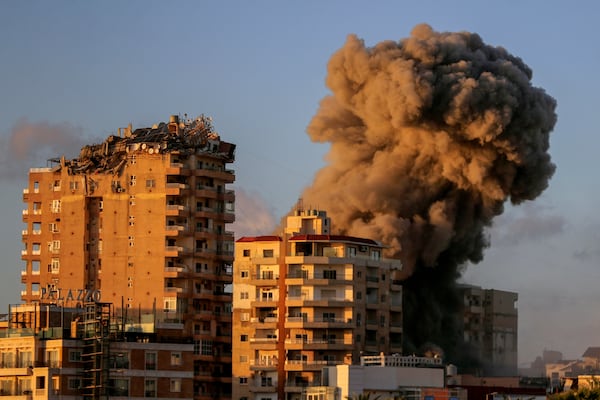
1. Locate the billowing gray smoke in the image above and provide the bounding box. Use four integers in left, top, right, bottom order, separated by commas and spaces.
301, 24, 556, 367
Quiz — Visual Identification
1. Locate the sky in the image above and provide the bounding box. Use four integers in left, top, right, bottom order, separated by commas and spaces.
1, 0, 599, 367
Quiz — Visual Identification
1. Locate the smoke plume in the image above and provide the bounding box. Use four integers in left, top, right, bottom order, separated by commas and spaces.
301, 24, 556, 366
0, 118, 88, 180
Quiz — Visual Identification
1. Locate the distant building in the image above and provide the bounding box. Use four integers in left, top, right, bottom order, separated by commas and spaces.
459, 285, 518, 376
18, 114, 236, 399
231, 209, 403, 400
321, 354, 462, 400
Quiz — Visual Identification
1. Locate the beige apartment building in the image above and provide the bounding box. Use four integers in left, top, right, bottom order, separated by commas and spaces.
19, 115, 236, 399
232, 209, 403, 400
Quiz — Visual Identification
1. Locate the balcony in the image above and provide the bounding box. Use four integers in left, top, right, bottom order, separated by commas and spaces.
166, 182, 189, 195
286, 296, 353, 307
249, 273, 279, 286
284, 338, 353, 350
165, 246, 185, 257
249, 383, 277, 393
286, 271, 353, 286
194, 167, 235, 183
164, 266, 187, 278
165, 224, 188, 236
166, 204, 187, 216
249, 337, 278, 349
284, 360, 343, 371
251, 298, 279, 308
285, 316, 353, 329
249, 358, 278, 371
164, 286, 185, 294
166, 163, 191, 176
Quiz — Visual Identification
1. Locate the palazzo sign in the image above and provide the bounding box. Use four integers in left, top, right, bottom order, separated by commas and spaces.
40, 288, 102, 303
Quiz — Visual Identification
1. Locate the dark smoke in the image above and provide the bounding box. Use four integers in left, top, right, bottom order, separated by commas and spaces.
301, 24, 556, 368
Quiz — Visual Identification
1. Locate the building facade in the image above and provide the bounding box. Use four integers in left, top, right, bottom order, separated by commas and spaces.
0, 303, 194, 400
19, 115, 236, 399
231, 209, 403, 400
460, 285, 518, 376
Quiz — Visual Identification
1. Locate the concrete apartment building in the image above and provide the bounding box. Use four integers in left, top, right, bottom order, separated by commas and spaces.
231, 209, 403, 400
0, 303, 194, 400
460, 285, 518, 376
18, 114, 236, 399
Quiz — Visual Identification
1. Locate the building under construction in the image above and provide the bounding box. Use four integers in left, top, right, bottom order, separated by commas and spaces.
18, 114, 236, 399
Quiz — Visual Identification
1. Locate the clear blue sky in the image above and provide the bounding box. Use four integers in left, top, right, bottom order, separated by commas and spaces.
1, 1, 599, 365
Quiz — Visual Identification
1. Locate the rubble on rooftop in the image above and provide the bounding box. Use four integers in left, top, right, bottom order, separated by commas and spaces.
56, 115, 235, 176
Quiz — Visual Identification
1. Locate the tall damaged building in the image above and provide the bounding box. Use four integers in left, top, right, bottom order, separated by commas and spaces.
20, 114, 236, 398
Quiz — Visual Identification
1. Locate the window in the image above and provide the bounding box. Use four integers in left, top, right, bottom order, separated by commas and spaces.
240, 334, 248, 342
240, 292, 249, 300
323, 270, 336, 279
69, 181, 78, 191
201, 340, 213, 356
347, 246, 357, 257
261, 270, 274, 279
109, 379, 129, 396
240, 355, 248, 363
242, 249, 250, 257
193, 340, 200, 355
51, 259, 60, 273
170, 379, 181, 393
380, 315, 386, 327
239, 377, 248, 384
129, 215, 135, 226
145, 352, 157, 370
129, 195, 135, 206
128, 236, 134, 247
241, 313, 250, 322
146, 179, 155, 188
261, 376, 273, 387
36, 376, 45, 389
51, 200, 61, 213
240, 270, 249, 278
164, 297, 177, 311
371, 250, 381, 260
323, 312, 335, 322
356, 291, 362, 300
67, 378, 81, 390
170, 352, 182, 366
68, 350, 82, 362
110, 353, 129, 369
145, 379, 156, 397
129, 175, 136, 186
49, 222, 59, 233
45, 349, 58, 368
262, 249, 274, 257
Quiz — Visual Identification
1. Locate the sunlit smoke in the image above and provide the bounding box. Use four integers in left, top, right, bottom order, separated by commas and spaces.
300, 24, 557, 367
232, 188, 277, 238
0, 118, 88, 180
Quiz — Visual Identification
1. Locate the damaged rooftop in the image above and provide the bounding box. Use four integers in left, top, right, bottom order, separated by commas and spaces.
49, 114, 236, 176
